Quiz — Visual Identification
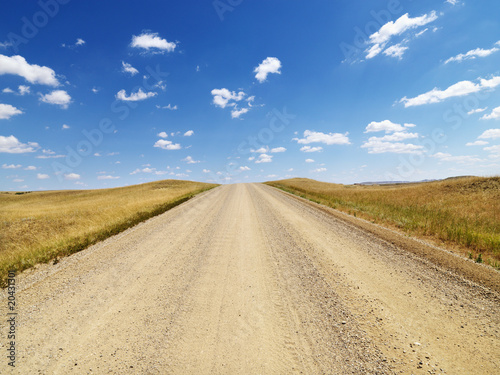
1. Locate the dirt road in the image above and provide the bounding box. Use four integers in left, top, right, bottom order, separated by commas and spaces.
1, 184, 499, 374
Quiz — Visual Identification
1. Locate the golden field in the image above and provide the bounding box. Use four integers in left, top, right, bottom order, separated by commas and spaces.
266, 177, 500, 268
0, 179, 217, 286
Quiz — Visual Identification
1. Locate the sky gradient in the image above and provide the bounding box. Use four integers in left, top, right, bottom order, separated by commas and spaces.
1, 0, 499, 190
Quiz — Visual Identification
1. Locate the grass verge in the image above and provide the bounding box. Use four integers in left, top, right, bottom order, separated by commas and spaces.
265, 177, 500, 269
0, 179, 218, 286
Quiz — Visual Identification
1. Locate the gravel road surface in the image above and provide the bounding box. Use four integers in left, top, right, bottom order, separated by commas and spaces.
1, 183, 499, 374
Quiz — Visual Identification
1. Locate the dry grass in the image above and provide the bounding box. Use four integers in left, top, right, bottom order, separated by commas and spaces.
0, 179, 217, 286
266, 177, 500, 268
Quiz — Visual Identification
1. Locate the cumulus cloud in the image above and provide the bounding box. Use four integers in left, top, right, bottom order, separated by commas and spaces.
312, 168, 327, 173
300, 146, 323, 152
2, 87, 13, 93
18, 85, 30, 95
122, 61, 139, 75
366, 12, 438, 59
182, 156, 200, 164
211, 88, 245, 108
37, 173, 50, 179
24, 166, 37, 170
0, 54, 59, 86
62, 124, 70, 130
239, 166, 251, 171
184, 130, 194, 136
480, 106, 500, 120
116, 88, 157, 101
154, 139, 181, 150
98, 175, 120, 180
0, 135, 39, 153
362, 120, 423, 154
64, 173, 80, 180
158, 132, 168, 138
231, 107, 249, 119
383, 43, 409, 59
39, 90, 72, 109
0, 103, 22, 119
468, 107, 487, 115
305, 159, 315, 163
466, 140, 489, 146
157, 104, 177, 110
254, 57, 282, 83
431, 152, 483, 164
478, 129, 500, 139
294, 130, 350, 145
2, 163, 21, 169
255, 154, 273, 163
270, 147, 286, 153
131, 32, 176, 52
445, 41, 500, 64
400, 76, 500, 107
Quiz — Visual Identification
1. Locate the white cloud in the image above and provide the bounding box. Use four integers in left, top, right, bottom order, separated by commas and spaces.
480, 106, 500, 120
158, 132, 168, 138
312, 168, 327, 173
122, 61, 139, 76
300, 146, 323, 152
231, 107, 249, 119
76, 38, 85, 46
362, 139, 424, 154
365, 120, 409, 133
305, 159, 315, 163
202, 169, 210, 173
446, 0, 459, 5
295, 130, 350, 145
98, 175, 120, 180
466, 140, 489, 146
270, 147, 286, 153
116, 88, 157, 101
13, 179, 23, 183
255, 154, 273, 163
182, 156, 200, 164
251, 146, 268, 153
184, 130, 194, 136
18, 85, 30, 95
239, 166, 251, 171
154, 139, 181, 150
2, 87, 13, 93
0, 103, 22, 119
478, 129, 500, 139
2, 164, 21, 169
254, 57, 282, 83
467, 107, 487, 115
362, 121, 422, 154
39, 90, 72, 109
211, 88, 245, 108
62, 124, 70, 130
64, 173, 80, 180
131, 32, 176, 52
366, 12, 438, 59
92, 87, 99, 93
383, 43, 409, 59
0, 54, 59, 86
445, 41, 500, 64
130, 167, 155, 175
24, 165, 36, 170
431, 152, 483, 164
0, 135, 39, 153
484, 145, 500, 156
157, 104, 177, 110
37, 173, 49, 179
400, 76, 500, 107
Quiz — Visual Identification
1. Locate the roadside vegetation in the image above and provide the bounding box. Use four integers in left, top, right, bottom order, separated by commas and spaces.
266, 177, 500, 269
0, 179, 217, 286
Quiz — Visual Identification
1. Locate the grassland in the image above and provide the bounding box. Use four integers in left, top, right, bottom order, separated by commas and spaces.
266, 177, 500, 268
0, 179, 217, 286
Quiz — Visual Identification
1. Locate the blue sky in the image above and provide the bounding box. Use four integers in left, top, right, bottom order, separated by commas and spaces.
0, 0, 499, 190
